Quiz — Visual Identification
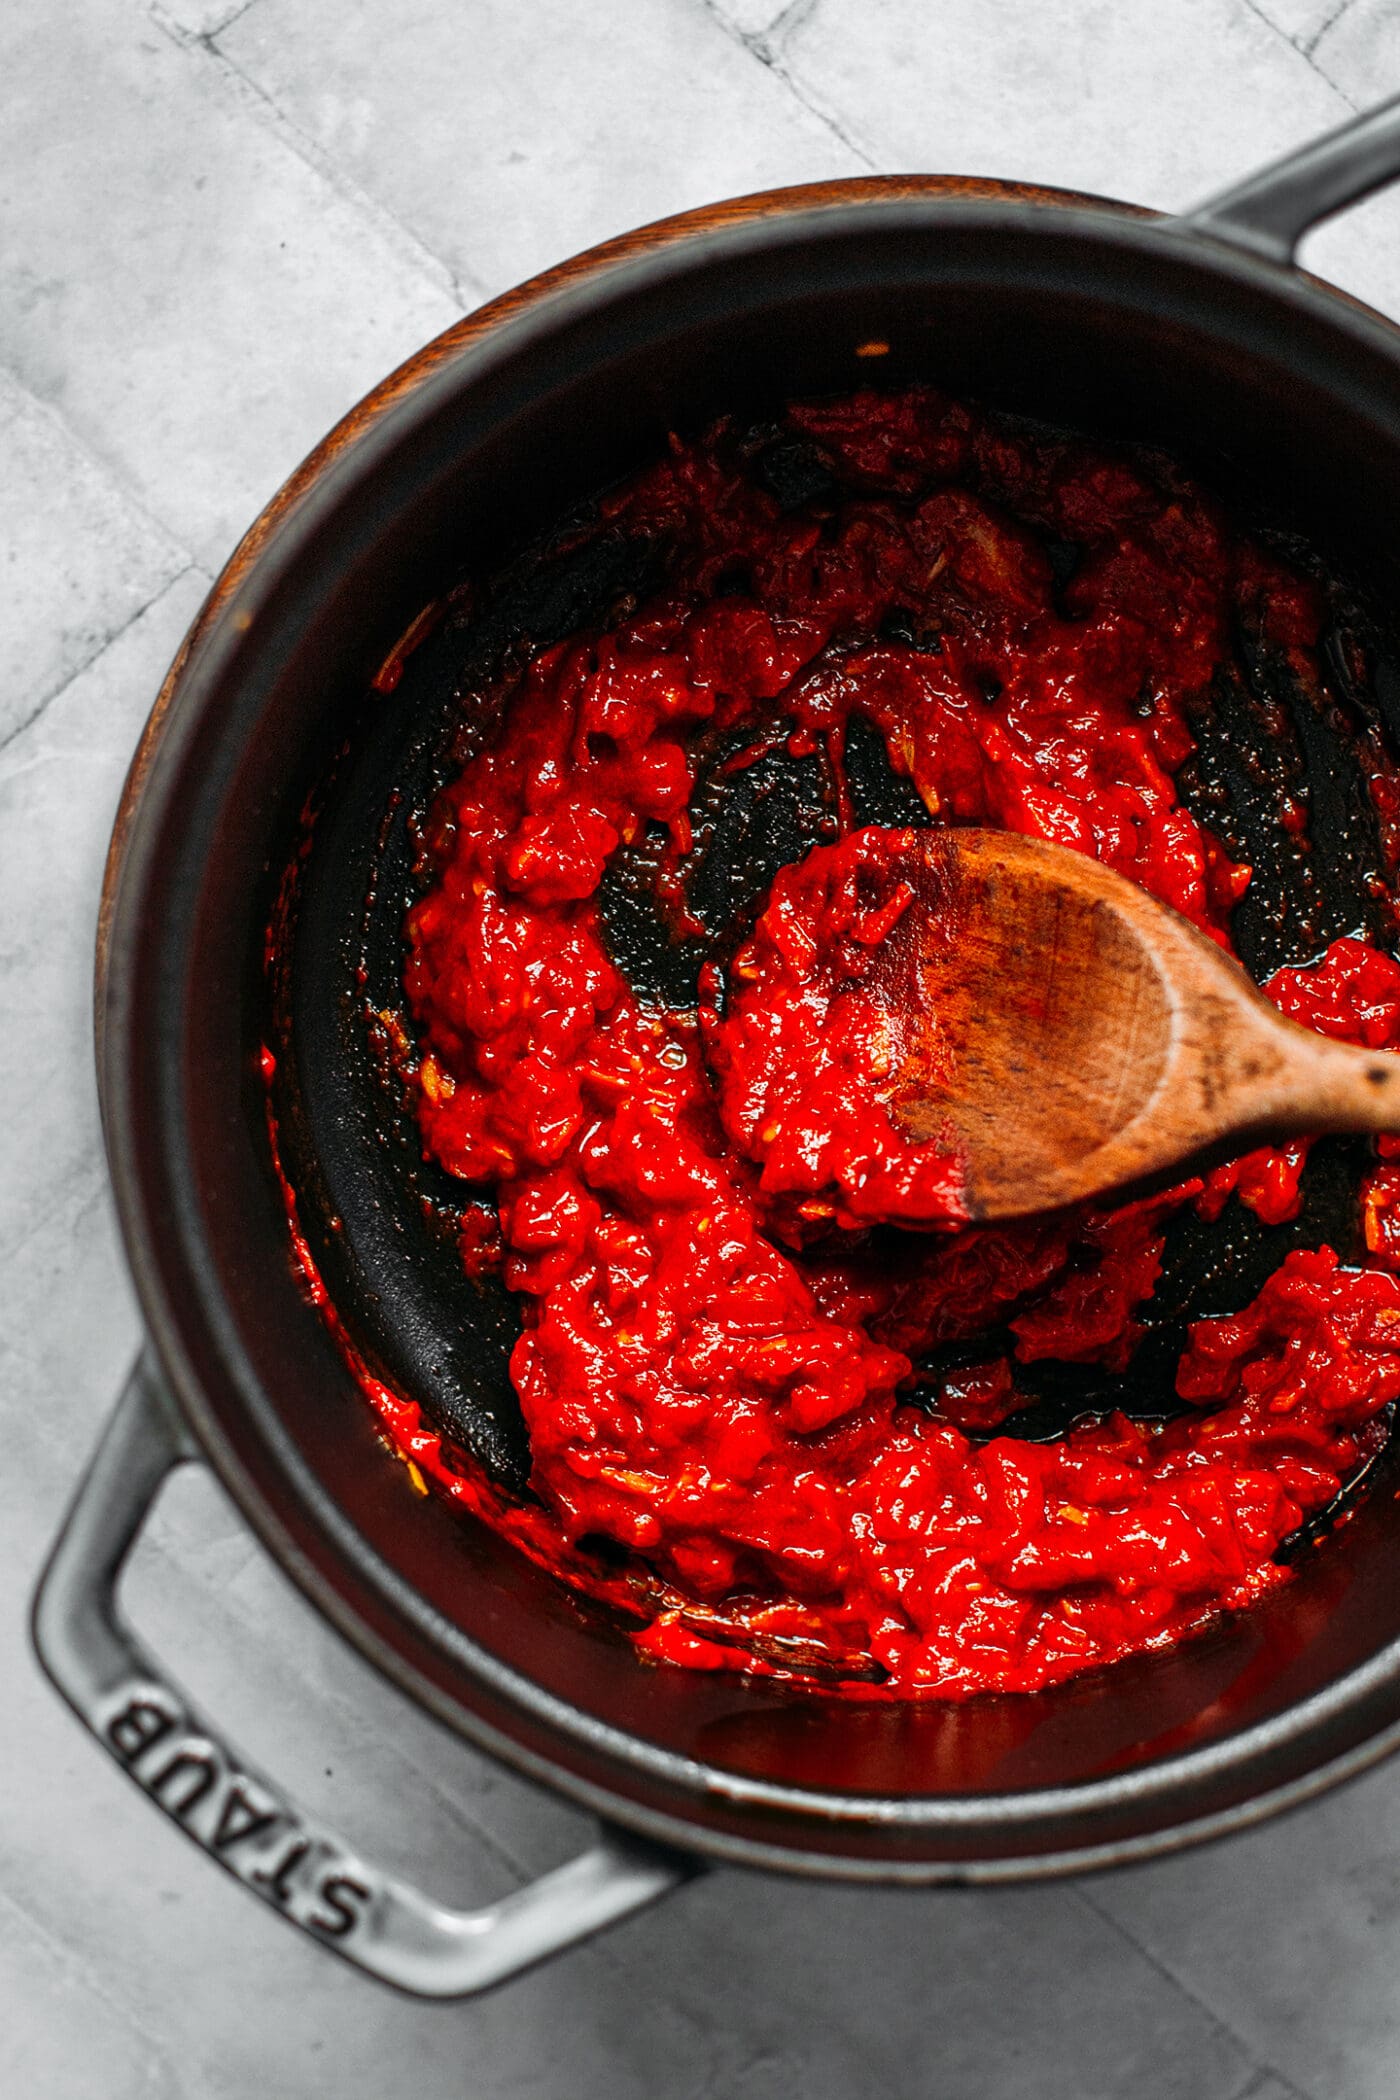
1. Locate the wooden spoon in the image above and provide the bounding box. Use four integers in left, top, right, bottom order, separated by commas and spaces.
889, 827, 1400, 1219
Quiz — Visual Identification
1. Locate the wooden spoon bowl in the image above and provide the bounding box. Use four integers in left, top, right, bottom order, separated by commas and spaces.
891, 829, 1400, 1219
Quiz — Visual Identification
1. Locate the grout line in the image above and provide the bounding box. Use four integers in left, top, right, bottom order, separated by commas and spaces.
697, 0, 881, 171
0, 357, 195, 579
1072, 1884, 1320, 2100
146, 1, 488, 312
207, 0, 259, 34
1232, 2069, 1312, 2100
760, 0, 822, 50
1301, 0, 1359, 58
1231, 0, 1361, 110
1235, 0, 1300, 41
0, 563, 205, 764
1300, 40, 1363, 111
0, 1880, 182, 2093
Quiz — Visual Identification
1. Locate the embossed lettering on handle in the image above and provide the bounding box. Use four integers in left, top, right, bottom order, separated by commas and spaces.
32, 1356, 694, 1996
99, 1681, 373, 1942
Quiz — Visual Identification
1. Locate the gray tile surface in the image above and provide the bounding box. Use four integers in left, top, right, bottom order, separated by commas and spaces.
1253, 0, 1356, 52
6, 2, 1400, 2094
775, 0, 1347, 203
214, 0, 865, 300
0, 370, 188, 747
1314, 0, 1400, 87
0, 0, 460, 568
1086, 1753, 1400, 2098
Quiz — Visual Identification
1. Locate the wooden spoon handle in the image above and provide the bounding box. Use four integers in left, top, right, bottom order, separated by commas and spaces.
1233, 1006, 1400, 1139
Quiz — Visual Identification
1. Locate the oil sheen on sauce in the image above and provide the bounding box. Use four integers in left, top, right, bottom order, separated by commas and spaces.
360, 389, 1400, 1697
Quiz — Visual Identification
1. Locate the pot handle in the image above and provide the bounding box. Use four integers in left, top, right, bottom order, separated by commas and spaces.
1184, 92, 1400, 263
31, 1354, 696, 1997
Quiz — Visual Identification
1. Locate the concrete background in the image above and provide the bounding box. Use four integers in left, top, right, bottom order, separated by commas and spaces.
7, 2, 1400, 2093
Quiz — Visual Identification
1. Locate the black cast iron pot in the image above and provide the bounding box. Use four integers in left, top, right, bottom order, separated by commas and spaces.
33, 99, 1400, 1997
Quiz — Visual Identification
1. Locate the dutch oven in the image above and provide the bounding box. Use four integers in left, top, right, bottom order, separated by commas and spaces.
33, 95, 1400, 1996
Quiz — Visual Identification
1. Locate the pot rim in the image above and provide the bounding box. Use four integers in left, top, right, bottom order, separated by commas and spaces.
97, 172, 1400, 1876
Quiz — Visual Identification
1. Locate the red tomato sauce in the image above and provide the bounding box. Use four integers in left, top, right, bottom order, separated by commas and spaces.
705, 826, 970, 1239
358, 388, 1400, 1697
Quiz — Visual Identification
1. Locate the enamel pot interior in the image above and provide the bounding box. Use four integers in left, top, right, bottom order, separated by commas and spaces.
104, 195, 1400, 1876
